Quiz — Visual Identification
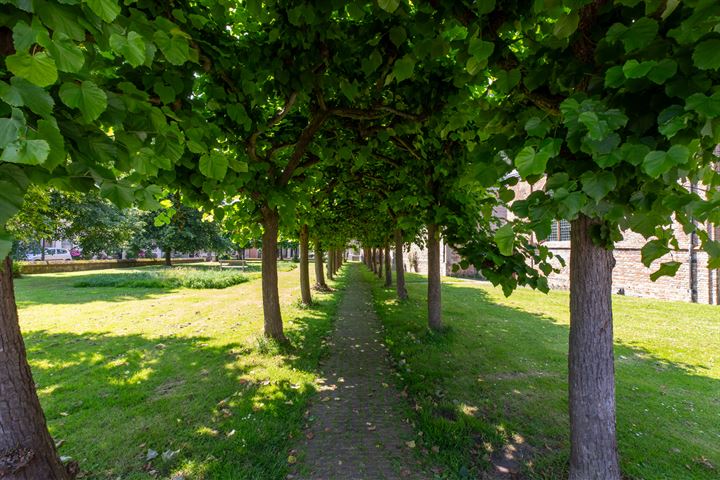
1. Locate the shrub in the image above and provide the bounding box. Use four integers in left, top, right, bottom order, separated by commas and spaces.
11, 261, 22, 278
73, 267, 249, 289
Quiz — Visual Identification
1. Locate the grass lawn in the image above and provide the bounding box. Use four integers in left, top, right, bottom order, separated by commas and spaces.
363, 269, 720, 480
16, 263, 343, 480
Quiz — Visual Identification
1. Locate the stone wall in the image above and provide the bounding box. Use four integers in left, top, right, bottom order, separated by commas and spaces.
18, 257, 205, 275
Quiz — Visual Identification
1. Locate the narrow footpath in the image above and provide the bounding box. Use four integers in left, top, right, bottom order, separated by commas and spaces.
294, 265, 430, 480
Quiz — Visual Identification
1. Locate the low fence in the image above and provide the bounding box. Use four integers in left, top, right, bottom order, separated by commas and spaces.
17, 258, 206, 275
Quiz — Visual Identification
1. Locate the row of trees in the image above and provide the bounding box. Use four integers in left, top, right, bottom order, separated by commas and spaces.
0, 1, 718, 479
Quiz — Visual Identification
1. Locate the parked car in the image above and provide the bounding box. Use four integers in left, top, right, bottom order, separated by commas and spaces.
26, 248, 73, 261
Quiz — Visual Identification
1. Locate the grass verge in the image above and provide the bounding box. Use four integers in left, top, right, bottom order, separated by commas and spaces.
16, 264, 347, 479
363, 268, 720, 480
72, 267, 250, 290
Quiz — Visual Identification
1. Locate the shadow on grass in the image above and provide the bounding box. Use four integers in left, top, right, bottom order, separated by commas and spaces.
23, 281, 344, 479
368, 274, 720, 480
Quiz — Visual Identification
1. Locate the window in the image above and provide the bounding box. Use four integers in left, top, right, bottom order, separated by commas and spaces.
548, 220, 571, 241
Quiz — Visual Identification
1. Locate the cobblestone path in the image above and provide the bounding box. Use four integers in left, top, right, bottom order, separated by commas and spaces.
294, 265, 430, 480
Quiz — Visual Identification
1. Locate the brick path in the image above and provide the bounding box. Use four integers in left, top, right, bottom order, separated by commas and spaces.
294, 265, 429, 480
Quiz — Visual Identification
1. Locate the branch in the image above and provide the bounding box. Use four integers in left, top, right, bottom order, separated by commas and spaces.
330, 107, 389, 120
392, 137, 423, 161
247, 92, 298, 162
278, 110, 331, 186
375, 106, 426, 122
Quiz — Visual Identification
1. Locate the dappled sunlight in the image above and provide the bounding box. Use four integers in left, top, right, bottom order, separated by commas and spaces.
366, 269, 720, 479
13, 266, 348, 478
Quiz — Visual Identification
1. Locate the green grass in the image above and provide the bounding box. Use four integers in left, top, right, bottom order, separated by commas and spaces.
72, 267, 251, 290
16, 264, 346, 479
363, 269, 720, 480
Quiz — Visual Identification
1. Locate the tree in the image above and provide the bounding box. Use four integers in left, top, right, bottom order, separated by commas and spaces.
475, 2, 720, 477
0, 2, 198, 476
132, 200, 229, 266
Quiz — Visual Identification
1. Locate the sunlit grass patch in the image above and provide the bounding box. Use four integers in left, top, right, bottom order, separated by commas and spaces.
364, 269, 720, 480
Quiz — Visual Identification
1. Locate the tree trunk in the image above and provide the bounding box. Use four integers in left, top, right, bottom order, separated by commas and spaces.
568, 214, 620, 480
327, 248, 334, 281
0, 257, 69, 480
40, 239, 45, 261
384, 242, 392, 287
377, 248, 383, 279
427, 223, 442, 330
395, 229, 408, 300
164, 249, 172, 267
260, 207, 285, 342
314, 245, 327, 290
299, 224, 312, 306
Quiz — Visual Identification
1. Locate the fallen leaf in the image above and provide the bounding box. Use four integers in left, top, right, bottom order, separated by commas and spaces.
406, 441, 416, 448
287, 455, 297, 464
146, 449, 158, 461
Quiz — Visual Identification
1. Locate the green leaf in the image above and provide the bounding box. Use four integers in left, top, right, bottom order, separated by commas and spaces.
100, 182, 135, 208
153, 31, 190, 66
46, 33, 85, 73
525, 117, 550, 137
515, 146, 549, 177
693, 39, 720, 70
620, 17, 658, 53
10, 77, 54, 119
5, 52, 58, 87
622, 59, 656, 79
468, 38, 494, 62
110, 32, 146, 67
642, 150, 670, 177
199, 152, 228, 180
85, 0, 120, 22
685, 92, 720, 117
377, 0, 400, 13
650, 261, 681, 281
581, 171, 616, 202
0, 139, 50, 165
647, 59, 677, 84
641, 239, 670, 267
362, 50, 383, 76
37, 119, 65, 170
0, 118, 19, 148
604, 66, 625, 88
553, 12, 579, 39
393, 55, 416, 83
494, 223, 514, 256
59, 81, 108, 122
389, 26, 406, 47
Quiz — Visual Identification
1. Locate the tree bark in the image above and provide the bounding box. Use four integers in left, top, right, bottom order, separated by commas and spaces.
377, 248, 383, 279
260, 207, 285, 342
427, 223, 442, 330
394, 229, 408, 300
384, 242, 392, 287
299, 224, 312, 306
40, 239, 45, 261
568, 214, 620, 480
164, 248, 171, 267
327, 248, 334, 281
314, 244, 328, 290
0, 257, 70, 480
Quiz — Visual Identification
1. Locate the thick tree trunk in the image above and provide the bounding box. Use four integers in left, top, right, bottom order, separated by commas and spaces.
0, 257, 69, 480
299, 224, 312, 306
327, 249, 334, 281
164, 249, 172, 267
384, 242, 392, 287
568, 214, 620, 480
314, 245, 328, 290
40, 239, 45, 261
260, 207, 285, 342
394, 229, 408, 300
427, 223, 442, 330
